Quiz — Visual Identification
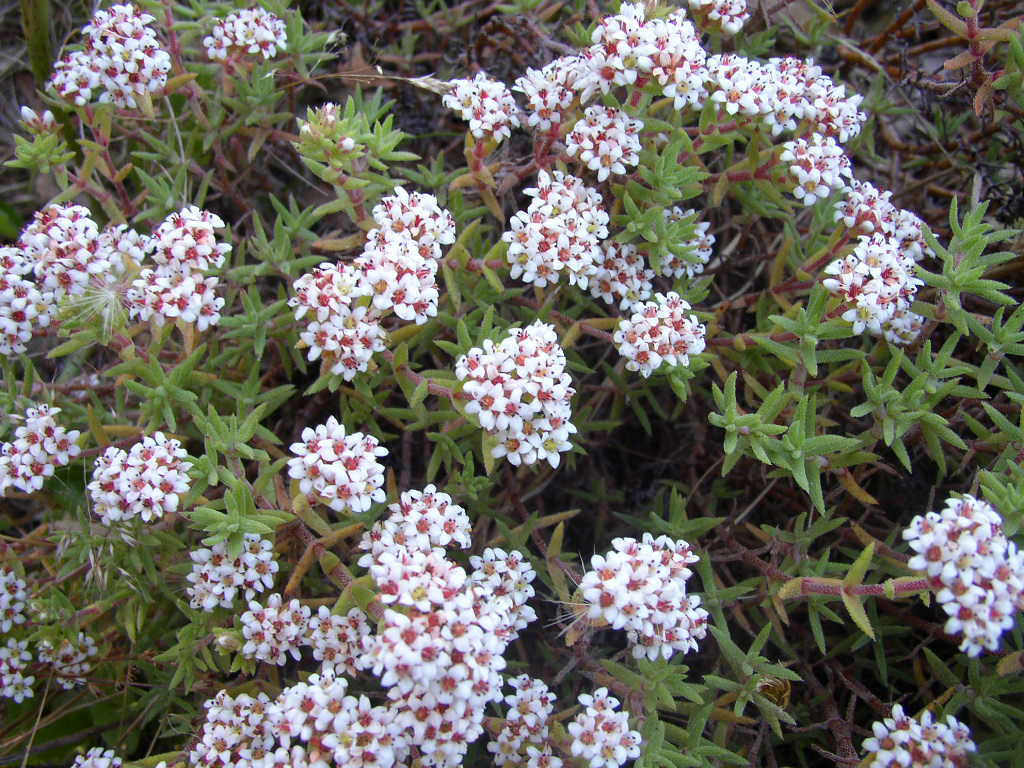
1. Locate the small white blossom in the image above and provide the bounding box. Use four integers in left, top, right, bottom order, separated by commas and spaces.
0, 638, 35, 702
71, 748, 122, 768
903, 495, 1024, 656
614, 292, 706, 378
862, 704, 975, 768
566, 106, 643, 183
186, 534, 279, 612
49, 4, 170, 109
37, 631, 97, 689
288, 417, 388, 514
567, 687, 642, 768
204, 8, 288, 61
580, 534, 708, 660
1, 404, 81, 495
240, 593, 311, 665
456, 321, 577, 469
87, 433, 191, 524
442, 72, 521, 143
501, 170, 609, 290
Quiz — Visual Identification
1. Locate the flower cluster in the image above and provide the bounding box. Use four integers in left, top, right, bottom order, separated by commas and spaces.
287, 416, 388, 514
361, 484, 473, 554
456, 321, 577, 468
613, 292, 707, 378
514, 59, 580, 133
502, 170, 609, 289
126, 206, 230, 331
565, 105, 643, 182
204, 8, 288, 61
590, 243, 654, 311
306, 605, 372, 676
580, 533, 708, 660
687, 0, 750, 34
0, 638, 34, 703
240, 593, 311, 665
37, 631, 98, 689
290, 188, 455, 379
0, 404, 81, 494
0, 247, 52, 357
825, 179, 931, 344
659, 207, 716, 279
567, 688, 643, 768
189, 689, 275, 768
780, 134, 852, 206
49, 3, 170, 108
442, 72, 521, 143
72, 748, 123, 768
18, 204, 112, 299
371, 186, 457, 261
823, 233, 925, 341
354, 487, 538, 767
186, 534, 279, 612
291, 262, 383, 379
488, 675, 561, 767
87, 433, 191, 525
903, 494, 1024, 656
0, 566, 27, 633
862, 704, 975, 768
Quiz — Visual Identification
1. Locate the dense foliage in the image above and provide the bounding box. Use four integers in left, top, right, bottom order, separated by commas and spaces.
1, 0, 1023, 766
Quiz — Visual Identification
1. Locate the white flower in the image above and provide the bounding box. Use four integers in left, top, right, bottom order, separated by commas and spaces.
862, 705, 975, 768
50, 4, 170, 109
186, 534, 279, 612
287, 417, 388, 514
501, 170, 609, 290
240, 593, 311, 665
614, 292, 706, 378
566, 106, 643, 182
37, 631, 97, 689
71, 747, 122, 768
204, 8, 288, 61
442, 72, 521, 143
455, 322, 577, 469
567, 687, 642, 768
0, 638, 35, 702
0, 404, 81, 495
903, 494, 1023, 656
580, 534, 707, 660
88, 433, 191, 524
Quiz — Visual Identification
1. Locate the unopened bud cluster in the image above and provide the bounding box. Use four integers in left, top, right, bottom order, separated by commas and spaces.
88, 433, 191, 524
186, 534, 279, 612
287, 416, 388, 514
456, 321, 577, 468
0, 404, 81, 494
862, 704, 975, 768
50, 3, 170, 108
903, 494, 1024, 656
204, 8, 288, 62
580, 533, 708, 660
290, 188, 455, 379
613, 291, 706, 377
